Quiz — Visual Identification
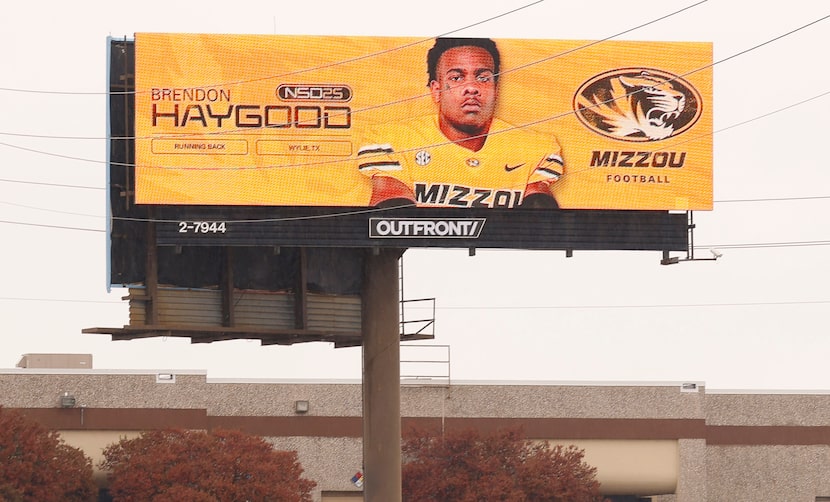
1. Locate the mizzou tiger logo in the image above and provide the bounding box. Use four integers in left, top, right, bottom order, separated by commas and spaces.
574, 68, 702, 142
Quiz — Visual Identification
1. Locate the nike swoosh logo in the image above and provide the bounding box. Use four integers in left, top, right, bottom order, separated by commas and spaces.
504, 163, 525, 172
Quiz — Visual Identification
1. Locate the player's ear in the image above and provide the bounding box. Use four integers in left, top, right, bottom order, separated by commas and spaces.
429, 79, 441, 103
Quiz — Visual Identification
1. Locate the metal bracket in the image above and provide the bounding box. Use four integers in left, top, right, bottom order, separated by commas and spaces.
661, 211, 722, 265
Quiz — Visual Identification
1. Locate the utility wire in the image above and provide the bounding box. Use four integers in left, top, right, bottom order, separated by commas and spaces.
44, 7, 830, 170
0, 139, 102, 165
0, 1, 707, 141
0, 200, 102, 218
697, 240, 830, 250
4, 84, 829, 225
0, 1, 546, 96
0, 178, 104, 190
3, 193, 828, 223
7, 42, 825, 174
1, 171, 827, 204
0, 216, 826, 253
0, 219, 103, 232
431, 299, 830, 310
1, 6, 828, 230
1, 296, 826, 310
0, 5, 825, 171
0, 297, 122, 304
715, 196, 830, 203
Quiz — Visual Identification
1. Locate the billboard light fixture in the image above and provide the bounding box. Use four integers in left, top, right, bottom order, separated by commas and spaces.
156, 373, 176, 383
59, 392, 76, 408
662, 213, 723, 265
295, 400, 310, 414
661, 250, 723, 266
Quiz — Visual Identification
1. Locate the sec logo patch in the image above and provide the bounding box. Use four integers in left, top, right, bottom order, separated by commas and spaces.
415, 150, 431, 166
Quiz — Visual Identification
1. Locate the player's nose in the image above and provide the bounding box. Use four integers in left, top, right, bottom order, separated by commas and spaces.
462, 79, 480, 93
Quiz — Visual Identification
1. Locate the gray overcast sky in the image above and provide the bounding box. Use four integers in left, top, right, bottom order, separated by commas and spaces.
1, 0, 828, 390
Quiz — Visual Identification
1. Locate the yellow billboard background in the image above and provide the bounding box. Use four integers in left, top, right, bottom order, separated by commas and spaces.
134, 33, 712, 210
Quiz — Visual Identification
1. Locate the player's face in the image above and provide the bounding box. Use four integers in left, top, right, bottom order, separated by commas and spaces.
431, 46, 497, 138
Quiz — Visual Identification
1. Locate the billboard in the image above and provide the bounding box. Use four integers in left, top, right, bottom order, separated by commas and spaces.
133, 33, 712, 211
108, 37, 692, 291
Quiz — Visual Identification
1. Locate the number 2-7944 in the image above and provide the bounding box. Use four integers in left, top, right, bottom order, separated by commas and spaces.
178, 221, 227, 234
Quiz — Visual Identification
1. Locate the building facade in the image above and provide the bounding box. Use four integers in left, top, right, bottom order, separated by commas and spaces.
1, 367, 829, 501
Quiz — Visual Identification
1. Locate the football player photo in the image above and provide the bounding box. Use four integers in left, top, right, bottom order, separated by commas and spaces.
357, 37, 565, 209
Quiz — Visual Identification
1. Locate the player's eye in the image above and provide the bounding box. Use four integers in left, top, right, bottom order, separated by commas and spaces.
476, 72, 494, 83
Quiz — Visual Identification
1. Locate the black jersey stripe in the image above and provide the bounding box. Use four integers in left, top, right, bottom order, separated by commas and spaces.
357, 143, 394, 156
358, 160, 402, 172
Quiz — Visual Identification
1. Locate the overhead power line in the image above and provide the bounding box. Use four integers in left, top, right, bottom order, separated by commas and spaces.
4, 57, 827, 174
0, 1, 708, 142
0, 200, 101, 218
696, 240, 830, 250
433, 299, 830, 310
0, 1, 549, 96
715, 196, 830, 203
0, 219, 103, 232
2, 193, 828, 225
1, 296, 826, 310
0, 3, 827, 241
0, 296, 122, 304
0, 214, 827, 252
0, 178, 104, 190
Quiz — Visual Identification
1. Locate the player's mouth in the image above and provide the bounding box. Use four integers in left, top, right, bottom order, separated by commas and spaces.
461, 99, 481, 111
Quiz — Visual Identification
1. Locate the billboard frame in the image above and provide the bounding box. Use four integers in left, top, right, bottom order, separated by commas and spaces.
108, 37, 689, 287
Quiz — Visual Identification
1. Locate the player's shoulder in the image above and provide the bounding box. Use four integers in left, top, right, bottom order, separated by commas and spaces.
358, 115, 440, 150
490, 117, 547, 139
487, 117, 558, 150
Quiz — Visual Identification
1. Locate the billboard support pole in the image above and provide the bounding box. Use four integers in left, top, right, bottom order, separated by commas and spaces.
145, 217, 158, 325
221, 247, 235, 327
362, 247, 405, 502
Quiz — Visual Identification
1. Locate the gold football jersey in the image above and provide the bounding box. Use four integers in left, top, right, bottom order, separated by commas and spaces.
358, 115, 564, 208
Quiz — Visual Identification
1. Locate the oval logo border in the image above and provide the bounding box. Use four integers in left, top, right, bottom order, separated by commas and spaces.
572, 67, 703, 143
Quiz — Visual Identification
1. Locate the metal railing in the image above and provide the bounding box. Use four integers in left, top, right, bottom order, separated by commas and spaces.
400, 344, 450, 386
